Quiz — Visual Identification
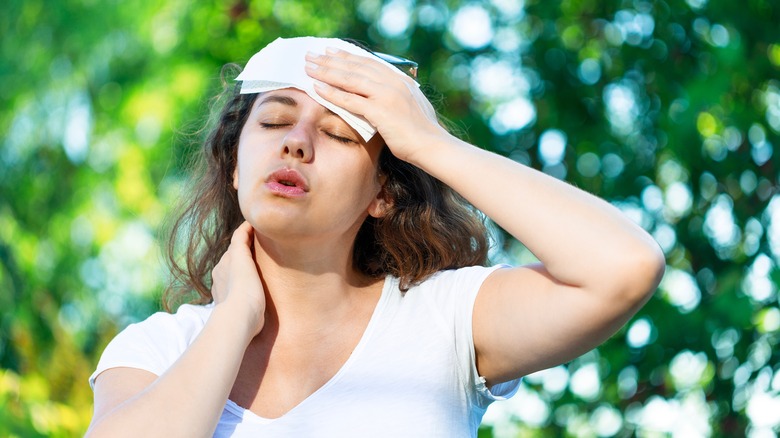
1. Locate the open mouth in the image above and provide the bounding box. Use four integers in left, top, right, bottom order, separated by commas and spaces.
267, 168, 309, 194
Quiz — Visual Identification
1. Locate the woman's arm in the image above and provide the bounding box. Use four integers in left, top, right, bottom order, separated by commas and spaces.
411, 137, 665, 382
87, 222, 265, 437
306, 49, 665, 383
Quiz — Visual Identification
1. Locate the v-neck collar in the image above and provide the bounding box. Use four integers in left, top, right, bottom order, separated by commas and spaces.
224, 275, 395, 423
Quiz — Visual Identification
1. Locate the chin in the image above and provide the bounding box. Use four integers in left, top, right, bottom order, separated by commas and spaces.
245, 213, 312, 240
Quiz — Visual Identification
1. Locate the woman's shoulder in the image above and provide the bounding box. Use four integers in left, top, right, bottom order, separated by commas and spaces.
89, 303, 215, 388
397, 264, 508, 312
164, 302, 215, 323
137, 302, 214, 340
101, 302, 215, 355
414, 264, 508, 292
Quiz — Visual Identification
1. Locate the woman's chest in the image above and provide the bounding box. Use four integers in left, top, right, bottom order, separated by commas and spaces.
228, 310, 461, 421
217, 333, 471, 437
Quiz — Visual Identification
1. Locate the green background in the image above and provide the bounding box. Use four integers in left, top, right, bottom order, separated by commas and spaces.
1, 0, 779, 436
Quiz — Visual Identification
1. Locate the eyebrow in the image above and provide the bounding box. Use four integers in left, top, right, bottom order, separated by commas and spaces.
257, 94, 297, 108
256, 94, 338, 117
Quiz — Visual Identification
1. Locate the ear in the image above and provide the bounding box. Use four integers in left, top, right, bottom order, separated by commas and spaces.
367, 176, 392, 219
367, 197, 391, 219
232, 165, 239, 191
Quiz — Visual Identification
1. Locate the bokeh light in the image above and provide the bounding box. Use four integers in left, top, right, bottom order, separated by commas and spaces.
4, 0, 780, 436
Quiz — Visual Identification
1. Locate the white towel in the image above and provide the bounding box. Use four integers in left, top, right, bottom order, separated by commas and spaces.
235, 37, 414, 142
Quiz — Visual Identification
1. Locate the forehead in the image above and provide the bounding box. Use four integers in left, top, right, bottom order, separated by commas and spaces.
253, 89, 338, 118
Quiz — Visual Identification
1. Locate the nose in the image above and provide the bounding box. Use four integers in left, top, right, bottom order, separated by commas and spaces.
280, 123, 314, 162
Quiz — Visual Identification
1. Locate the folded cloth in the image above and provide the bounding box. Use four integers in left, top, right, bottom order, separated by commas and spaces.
236, 37, 415, 142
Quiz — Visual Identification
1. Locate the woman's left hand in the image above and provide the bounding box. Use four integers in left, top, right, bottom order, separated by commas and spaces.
304, 48, 446, 163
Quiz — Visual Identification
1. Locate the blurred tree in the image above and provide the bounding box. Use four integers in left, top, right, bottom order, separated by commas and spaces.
1, 0, 778, 436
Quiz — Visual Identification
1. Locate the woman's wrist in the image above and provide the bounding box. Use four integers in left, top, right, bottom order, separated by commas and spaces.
403, 133, 480, 179
210, 300, 264, 344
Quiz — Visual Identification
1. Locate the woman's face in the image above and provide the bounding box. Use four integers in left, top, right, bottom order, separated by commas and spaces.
234, 88, 386, 244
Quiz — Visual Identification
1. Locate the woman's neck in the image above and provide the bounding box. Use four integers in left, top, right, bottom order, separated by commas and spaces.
250, 231, 381, 333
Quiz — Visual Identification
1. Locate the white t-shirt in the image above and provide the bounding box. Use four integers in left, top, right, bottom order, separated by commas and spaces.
90, 265, 521, 437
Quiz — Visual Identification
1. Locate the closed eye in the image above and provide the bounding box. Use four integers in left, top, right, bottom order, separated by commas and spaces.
325, 132, 356, 144
260, 123, 290, 129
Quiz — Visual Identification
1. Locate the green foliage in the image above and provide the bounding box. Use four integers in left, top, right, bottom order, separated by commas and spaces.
2, 0, 779, 436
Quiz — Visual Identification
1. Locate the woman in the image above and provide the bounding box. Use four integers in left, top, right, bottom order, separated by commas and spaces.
87, 37, 665, 436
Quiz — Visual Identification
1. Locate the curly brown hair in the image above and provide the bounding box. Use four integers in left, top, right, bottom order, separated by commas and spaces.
162, 65, 489, 311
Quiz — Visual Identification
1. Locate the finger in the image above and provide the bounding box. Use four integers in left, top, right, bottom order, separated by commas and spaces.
307, 60, 410, 117
323, 48, 419, 88
228, 222, 257, 262
305, 50, 401, 87
310, 49, 387, 77
305, 64, 382, 99
312, 80, 371, 116
230, 221, 254, 246
305, 49, 418, 107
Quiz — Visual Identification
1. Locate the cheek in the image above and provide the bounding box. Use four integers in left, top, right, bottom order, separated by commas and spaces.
233, 143, 261, 210
233, 147, 247, 190
316, 153, 377, 206
352, 162, 383, 202
234, 137, 264, 186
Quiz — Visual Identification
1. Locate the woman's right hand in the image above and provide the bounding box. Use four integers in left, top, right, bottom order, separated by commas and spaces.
211, 221, 266, 338
88, 220, 266, 438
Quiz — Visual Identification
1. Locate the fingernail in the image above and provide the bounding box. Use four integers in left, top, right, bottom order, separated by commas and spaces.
305, 61, 318, 71
325, 47, 341, 55
306, 51, 322, 60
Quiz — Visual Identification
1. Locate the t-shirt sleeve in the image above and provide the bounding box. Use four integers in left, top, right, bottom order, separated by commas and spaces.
426, 265, 522, 407
89, 304, 211, 390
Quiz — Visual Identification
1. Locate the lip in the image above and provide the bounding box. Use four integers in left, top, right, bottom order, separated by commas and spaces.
265, 167, 310, 197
